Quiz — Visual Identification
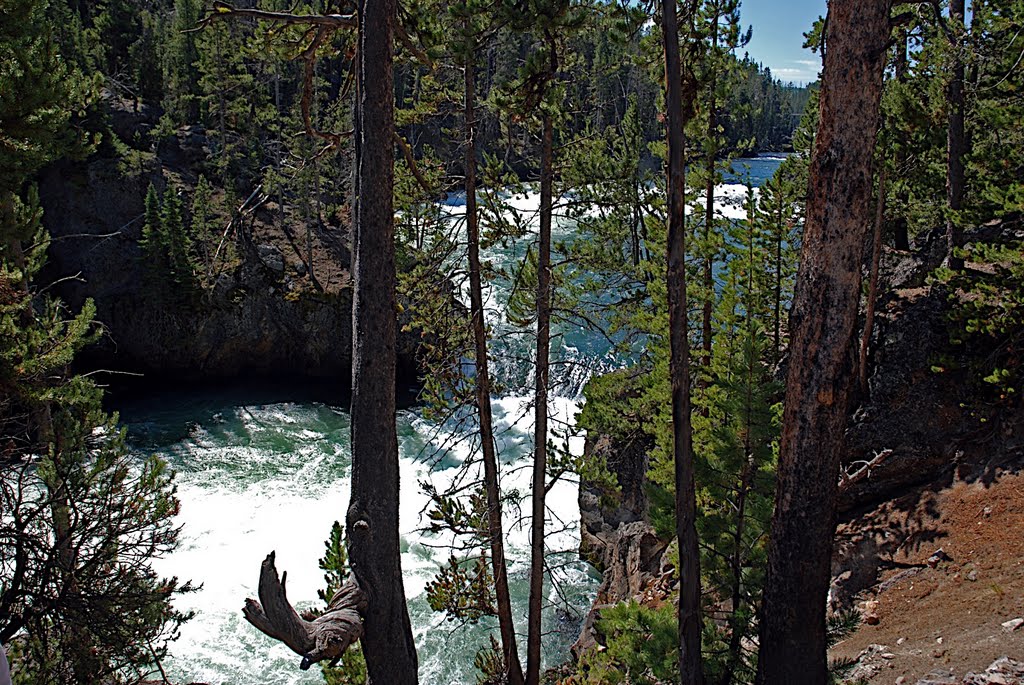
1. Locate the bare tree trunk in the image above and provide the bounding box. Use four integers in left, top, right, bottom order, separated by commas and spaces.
661, 0, 704, 682
755, 1, 890, 683
946, 0, 966, 270
860, 168, 887, 395
702, 6, 720, 383
526, 107, 554, 685
465, 35, 525, 685
347, 0, 419, 680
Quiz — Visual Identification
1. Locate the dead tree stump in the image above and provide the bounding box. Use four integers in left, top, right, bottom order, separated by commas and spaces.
242, 551, 366, 670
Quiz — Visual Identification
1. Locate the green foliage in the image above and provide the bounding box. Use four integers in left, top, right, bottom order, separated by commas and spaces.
1, 7, 189, 676
826, 609, 863, 683
566, 601, 678, 684
937, 240, 1024, 398
473, 636, 509, 685
0, 0, 96, 194
425, 555, 496, 623
164, 0, 202, 123
137, 183, 199, 298
317, 522, 368, 685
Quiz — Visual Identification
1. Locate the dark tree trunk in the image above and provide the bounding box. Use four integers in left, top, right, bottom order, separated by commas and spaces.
702, 6, 720, 382
347, 0, 419, 681
465, 38, 526, 685
661, 0, 704, 683
755, 1, 890, 683
526, 108, 554, 685
946, 0, 966, 270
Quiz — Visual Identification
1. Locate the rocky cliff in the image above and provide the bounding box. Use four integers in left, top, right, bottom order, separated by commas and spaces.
573, 429, 673, 657
38, 98, 422, 384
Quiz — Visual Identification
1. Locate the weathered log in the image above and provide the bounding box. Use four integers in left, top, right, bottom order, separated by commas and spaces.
242, 552, 366, 670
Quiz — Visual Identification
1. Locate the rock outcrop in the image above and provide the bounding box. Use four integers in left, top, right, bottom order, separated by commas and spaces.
573, 430, 672, 657
842, 219, 1024, 513
37, 105, 422, 384
830, 220, 1024, 610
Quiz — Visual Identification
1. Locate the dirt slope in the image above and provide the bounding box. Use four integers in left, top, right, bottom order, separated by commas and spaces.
830, 469, 1024, 683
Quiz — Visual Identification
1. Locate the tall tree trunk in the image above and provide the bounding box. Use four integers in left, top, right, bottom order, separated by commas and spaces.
347, 0, 419, 681
702, 6, 720, 382
465, 36, 525, 685
661, 0, 704, 683
526, 108, 554, 685
946, 0, 966, 270
755, 1, 890, 683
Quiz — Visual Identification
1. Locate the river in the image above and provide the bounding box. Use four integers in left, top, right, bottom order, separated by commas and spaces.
118, 154, 786, 685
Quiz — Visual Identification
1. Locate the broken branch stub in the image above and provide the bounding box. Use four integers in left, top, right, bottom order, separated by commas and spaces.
242, 551, 367, 670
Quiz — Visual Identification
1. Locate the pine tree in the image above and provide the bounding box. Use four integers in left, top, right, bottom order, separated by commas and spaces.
139, 182, 166, 276
164, 0, 202, 124
159, 186, 193, 290
190, 174, 217, 286
1, 3, 189, 679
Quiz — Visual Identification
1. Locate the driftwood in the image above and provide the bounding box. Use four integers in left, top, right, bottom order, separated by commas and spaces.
242, 552, 366, 670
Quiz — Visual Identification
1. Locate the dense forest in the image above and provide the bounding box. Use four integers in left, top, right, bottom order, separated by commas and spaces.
1, 0, 1023, 683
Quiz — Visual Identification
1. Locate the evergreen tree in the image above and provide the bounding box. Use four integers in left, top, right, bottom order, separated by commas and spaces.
164, 0, 202, 124
159, 186, 193, 289
1, 2, 189, 680
190, 174, 217, 285
139, 182, 167, 279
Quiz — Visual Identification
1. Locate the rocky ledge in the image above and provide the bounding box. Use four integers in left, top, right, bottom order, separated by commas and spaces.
573, 429, 673, 657
38, 101, 422, 384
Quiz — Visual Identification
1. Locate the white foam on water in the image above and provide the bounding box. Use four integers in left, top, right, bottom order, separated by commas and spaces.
149, 395, 595, 685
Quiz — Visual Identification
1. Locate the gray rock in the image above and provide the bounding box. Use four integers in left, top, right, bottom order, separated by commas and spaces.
1001, 618, 1024, 633
962, 656, 1024, 684
38, 156, 423, 383
257, 244, 285, 274
916, 670, 956, 685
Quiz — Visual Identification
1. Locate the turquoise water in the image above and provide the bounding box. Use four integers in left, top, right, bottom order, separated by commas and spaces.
120, 156, 785, 685
123, 389, 594, 685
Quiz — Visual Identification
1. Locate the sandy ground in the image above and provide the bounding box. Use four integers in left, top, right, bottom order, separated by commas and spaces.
830, 469, 1024, 683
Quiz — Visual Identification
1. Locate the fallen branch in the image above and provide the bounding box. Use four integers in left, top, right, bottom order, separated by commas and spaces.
838, 449, 894, 490
242, 551, 367, 670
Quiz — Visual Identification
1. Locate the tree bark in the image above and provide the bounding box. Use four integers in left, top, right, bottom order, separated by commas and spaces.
755, 1, 890, 683
526, 108, 554, 685
347, 0, 419, 681
465, 33, 526, 685
946, 0, 966, 270
661, 0, 704, 683
243, 552, 366, 670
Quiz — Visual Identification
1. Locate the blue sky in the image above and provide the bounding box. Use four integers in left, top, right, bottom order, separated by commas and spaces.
739, 0, 827, 85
